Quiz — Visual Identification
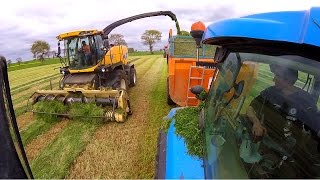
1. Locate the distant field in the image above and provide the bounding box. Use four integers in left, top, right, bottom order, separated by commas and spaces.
8, 58, 61, 72
129, 50, 163, 56
7, 51, 161, 71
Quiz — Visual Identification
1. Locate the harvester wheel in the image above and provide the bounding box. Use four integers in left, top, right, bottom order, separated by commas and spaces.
129, 67, 137, 87
167, 77, 175, 105
112, 69, 129, 90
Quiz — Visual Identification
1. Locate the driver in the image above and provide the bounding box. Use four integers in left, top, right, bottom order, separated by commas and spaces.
79, 41, 92, 66
246, 64, 320, 178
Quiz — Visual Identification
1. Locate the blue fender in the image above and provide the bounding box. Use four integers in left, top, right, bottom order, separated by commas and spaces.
161, 107, 205, 179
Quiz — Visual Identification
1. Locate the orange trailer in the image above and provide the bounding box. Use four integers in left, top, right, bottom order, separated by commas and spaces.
166, 29, 217, 107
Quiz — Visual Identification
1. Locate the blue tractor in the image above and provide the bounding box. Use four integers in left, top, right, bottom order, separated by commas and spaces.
156, 7, 320, 179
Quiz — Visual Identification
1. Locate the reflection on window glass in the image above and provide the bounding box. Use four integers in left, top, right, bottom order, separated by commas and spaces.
204, 52, 320, 178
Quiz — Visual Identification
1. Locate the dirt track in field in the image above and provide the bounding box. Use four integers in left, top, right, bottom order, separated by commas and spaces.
17, 112, 34, 130
68, 57, 164, 178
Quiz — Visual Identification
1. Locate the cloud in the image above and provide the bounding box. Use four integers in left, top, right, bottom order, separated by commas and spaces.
1, 0, 320, 61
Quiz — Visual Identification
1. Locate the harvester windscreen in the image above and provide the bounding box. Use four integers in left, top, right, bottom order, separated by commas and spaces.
204, 52, 320, 178
65, 36, 98, 69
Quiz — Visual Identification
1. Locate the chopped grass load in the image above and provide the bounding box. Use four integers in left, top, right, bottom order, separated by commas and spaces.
173, 37, 215, 57
173, 106, 204, 158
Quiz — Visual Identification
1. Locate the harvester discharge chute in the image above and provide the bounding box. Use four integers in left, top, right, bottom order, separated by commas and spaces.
27, 11, 181, 122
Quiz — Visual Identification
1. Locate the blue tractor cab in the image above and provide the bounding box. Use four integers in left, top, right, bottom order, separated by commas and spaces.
157, 7, 320, 179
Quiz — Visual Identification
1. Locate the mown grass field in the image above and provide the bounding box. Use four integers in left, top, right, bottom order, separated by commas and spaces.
9, 54, 171, 178
10, 54, 319, 178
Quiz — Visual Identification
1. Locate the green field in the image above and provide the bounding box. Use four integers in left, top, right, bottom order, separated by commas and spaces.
10, 54, 170, 178
8, 58, 61, 72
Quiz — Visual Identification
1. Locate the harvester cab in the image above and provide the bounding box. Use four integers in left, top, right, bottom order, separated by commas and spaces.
157, 7, 320, 179
28, 11, 181, 122
57, 30, 107, 70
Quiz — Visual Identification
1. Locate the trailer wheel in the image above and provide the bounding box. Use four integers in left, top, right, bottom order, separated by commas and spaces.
129, 67, 137, 87
112, 69, 128, 90
167, 77, 175, 105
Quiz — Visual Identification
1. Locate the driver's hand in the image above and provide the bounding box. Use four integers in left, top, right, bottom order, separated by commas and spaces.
252, 121, 267, 138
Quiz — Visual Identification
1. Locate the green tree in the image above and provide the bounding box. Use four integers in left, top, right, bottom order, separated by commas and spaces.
180, 30, 190, 36
7, 59, 12, 67
141, 30, 162, 54
31, 40, 50, 62
109, 34, 127, 46
128, 48, 135, 53
16, 57, 22, 65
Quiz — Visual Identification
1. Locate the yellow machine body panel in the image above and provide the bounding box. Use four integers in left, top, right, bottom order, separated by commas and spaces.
103, 45, 128, 65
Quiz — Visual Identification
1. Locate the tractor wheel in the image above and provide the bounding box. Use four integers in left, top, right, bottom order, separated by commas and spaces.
167, 77, 175, 105
112, 69, 128, 90
129, 67, 137, 87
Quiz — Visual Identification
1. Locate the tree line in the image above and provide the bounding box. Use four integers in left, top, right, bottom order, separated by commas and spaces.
5, 29, 189, 66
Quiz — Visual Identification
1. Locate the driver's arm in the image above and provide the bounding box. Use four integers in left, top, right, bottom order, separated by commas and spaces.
247, 105, 267, 137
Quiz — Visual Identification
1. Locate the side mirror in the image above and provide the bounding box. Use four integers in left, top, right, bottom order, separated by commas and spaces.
57, 42, 61, 56
233, 80, 244, 99
191, 85, 207, 100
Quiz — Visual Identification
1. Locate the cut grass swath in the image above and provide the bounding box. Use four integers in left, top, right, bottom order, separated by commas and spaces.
20, 100, 104, 146
19, 101, 66, 145
30, 120, 100, 179
11, 73, 61, 95
20, 119, 59, 145
135, 58, 171, 178
9, 64, 59, 85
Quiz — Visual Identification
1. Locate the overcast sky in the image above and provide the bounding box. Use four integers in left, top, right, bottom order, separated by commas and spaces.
1, 0, 320, 61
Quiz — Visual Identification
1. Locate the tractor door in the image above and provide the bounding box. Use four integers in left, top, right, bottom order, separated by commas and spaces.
92, 34, 104, 64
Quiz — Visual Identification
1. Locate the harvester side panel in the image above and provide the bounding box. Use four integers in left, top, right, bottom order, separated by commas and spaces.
103, 45, 128, 65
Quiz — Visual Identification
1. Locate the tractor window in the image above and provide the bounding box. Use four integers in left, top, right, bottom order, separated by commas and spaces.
295, 71, 315, 93
204, 52, 320, 178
